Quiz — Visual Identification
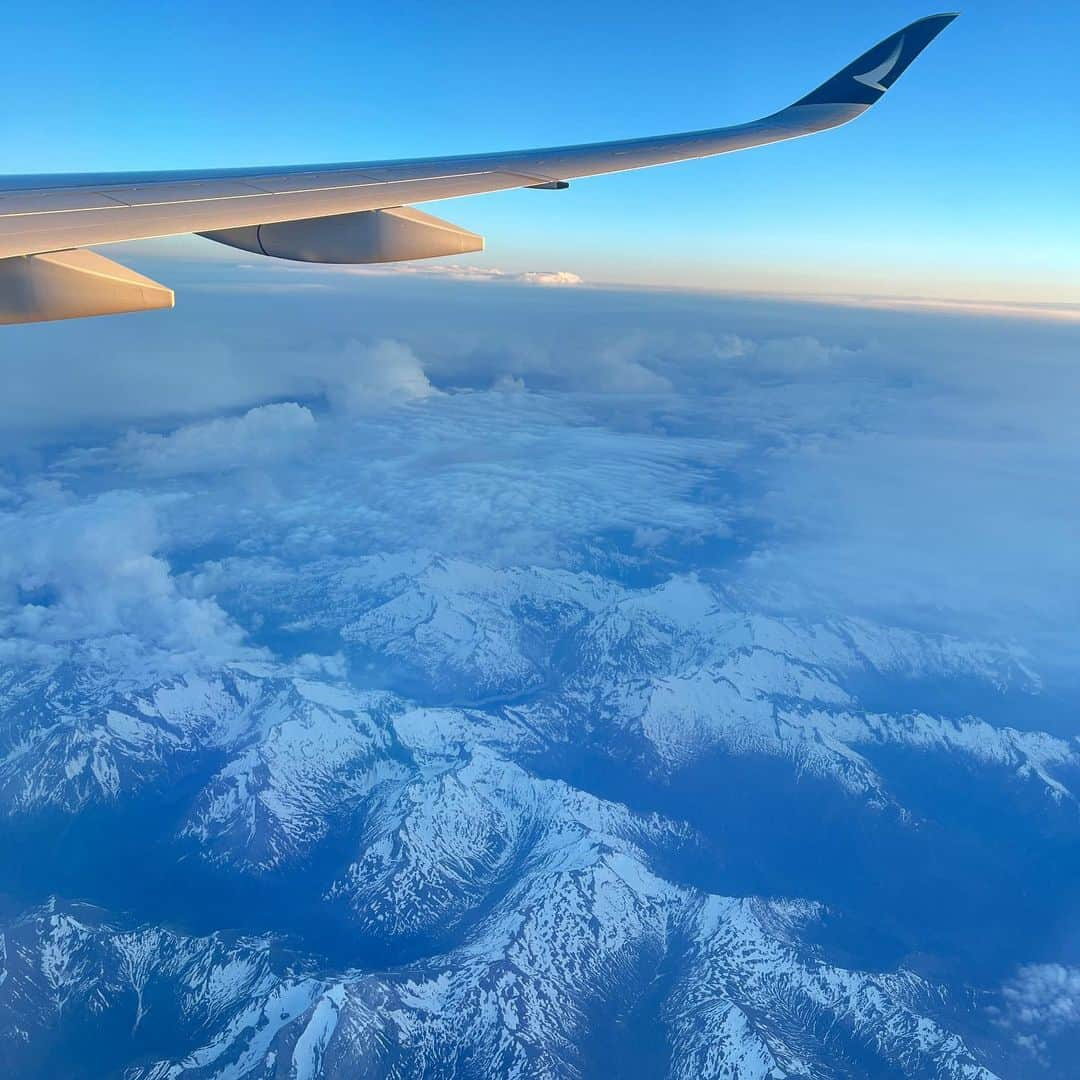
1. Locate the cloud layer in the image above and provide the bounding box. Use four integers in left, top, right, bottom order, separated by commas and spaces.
2, 269, 1078, 677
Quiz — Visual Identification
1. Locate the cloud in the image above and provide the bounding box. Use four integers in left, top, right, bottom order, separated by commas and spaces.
730, 388, 1080, 662
338, 263, 584, 287
0, 486, 254, 672
0, 385, 743, 681
0, 272, 1036, 444
326, 339, 437, 412
3, 272, 1078, 673
750, 335, 860, 373
491, 373, 526, 393
995, 964, 1080, 1059
587, 338, 675, 393
516, 270, 584, 287
822, 293, 1080, 324
1001, 964, 1080, 1030
579, 330, 864, 389
113, 403, 316, 476
218, 390, 737, 567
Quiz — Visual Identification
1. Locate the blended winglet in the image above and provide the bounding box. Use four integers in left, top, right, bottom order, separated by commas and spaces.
793, 13, 958, 108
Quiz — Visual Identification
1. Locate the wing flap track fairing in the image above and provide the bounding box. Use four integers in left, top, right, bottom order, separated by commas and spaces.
0, 249, 173, 325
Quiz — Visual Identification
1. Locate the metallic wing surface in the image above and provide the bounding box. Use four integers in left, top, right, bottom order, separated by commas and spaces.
0, 14, 957, 323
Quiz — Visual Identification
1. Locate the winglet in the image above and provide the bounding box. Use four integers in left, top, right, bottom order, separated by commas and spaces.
792, 13, 958, 108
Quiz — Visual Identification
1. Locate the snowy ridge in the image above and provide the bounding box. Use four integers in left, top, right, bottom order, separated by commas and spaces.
186, 558, 1066, 818
670, 896, 994, 1080
0, 901, 323, 1077
0, 670, 263, 815
0, 556, 1069, 1076
182, 684, 408, 871
196, 553, 620, 700
327, 738, 689, 938
0, 844, 991, 1080
125, 844, 997, 1080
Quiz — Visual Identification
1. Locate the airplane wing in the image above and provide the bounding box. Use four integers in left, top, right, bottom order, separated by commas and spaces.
0, 13, 957, 324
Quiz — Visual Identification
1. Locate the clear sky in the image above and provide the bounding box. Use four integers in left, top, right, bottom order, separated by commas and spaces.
1, 1, 1077, 303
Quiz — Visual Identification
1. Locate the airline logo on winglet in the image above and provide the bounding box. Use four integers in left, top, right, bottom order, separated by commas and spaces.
792, 14, 955, 109
852, 36, 906, 93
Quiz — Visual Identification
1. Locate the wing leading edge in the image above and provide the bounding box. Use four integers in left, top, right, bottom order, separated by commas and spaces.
0, 14, 957, 324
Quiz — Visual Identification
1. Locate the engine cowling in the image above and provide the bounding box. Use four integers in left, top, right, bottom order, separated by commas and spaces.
200, 205, 483, 264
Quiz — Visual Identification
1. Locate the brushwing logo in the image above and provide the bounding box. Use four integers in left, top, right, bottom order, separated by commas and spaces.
853, 36, 905, 93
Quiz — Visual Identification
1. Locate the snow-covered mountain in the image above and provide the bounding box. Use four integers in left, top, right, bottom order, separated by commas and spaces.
1, 558, 1075, 1076
1, 886, 995, 1080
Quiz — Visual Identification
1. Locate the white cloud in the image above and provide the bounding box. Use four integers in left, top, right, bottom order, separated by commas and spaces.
3, 275, 1078, 671
0, 389, 741, 683
750, 335, 860, 373
516, 270, 584, 287
582, 330, 863, 388
326, 339, 437, 412
996, 964, 1080, 1059
338, 263, 584, 287
732, 409, 1080, 660
0, 487, 253, 672
491, 373, 526, 393
632, 525, 670, 549
234, 391, 736, 566
589, 338, 675, 393
1001, 964, 1080, 1029
115, 402, 316, 476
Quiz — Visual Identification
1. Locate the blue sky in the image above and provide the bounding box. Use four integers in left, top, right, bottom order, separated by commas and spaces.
1, 1, 1077, 302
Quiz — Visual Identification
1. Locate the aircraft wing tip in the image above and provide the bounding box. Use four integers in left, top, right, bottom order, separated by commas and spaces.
793, 12, 959, 109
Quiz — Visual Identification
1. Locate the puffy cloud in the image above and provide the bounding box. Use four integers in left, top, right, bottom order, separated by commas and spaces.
579, 330, 864, 389
632, 525, 671, 549
586, 338, 675, 393
3, 266, 1076, 443
516, 270, 584, 287
750, 335, 860, 373
491, 373, 526, 393
326, 339, 437, 412
1001, 964, 1080, 1030
0, 387, 741, 683
0, 486, 253, 672
995, 964, 1080, 1059
114, 402, 316, 476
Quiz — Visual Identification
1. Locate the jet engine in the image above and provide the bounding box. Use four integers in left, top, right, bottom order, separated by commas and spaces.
200, 205, 483, 264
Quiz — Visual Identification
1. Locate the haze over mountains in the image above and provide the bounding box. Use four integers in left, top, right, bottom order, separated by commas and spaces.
1, 275, 1077, 1077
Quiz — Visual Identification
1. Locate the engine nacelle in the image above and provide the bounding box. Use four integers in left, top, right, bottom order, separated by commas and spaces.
200, 205, 483, 264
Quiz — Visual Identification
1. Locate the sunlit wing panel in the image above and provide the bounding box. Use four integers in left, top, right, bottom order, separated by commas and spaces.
0, 14, 957, 322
